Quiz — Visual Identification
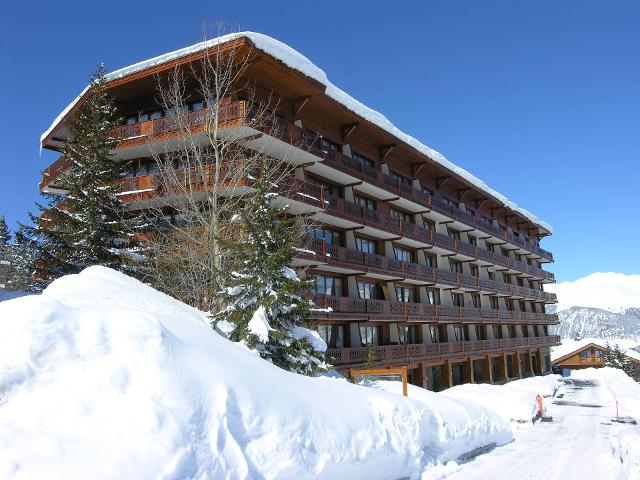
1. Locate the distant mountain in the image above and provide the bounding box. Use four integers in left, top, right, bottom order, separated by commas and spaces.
546, 273, 640, 340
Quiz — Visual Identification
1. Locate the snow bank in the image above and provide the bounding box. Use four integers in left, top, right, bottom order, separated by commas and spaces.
41, 32, 551, 233
0, 267, 511, 479
547, 272, 640, 312
441, 375, 561, 424
570, 368, 640, 480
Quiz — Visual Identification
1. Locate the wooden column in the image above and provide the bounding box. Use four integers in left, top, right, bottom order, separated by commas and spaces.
537, 348, 545, 374
526, 350, 534, 375
468, 357, 475, 384
444, 360, 453, 389
514, 353, 522, 378
484, 356, 494, 384
501, 353, 509, 380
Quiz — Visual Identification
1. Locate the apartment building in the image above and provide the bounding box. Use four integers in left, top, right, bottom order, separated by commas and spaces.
40, 32, 560, 391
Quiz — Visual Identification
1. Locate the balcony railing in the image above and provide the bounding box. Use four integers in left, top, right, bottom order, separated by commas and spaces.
309, 293, 558, 324
40, 102, 247, 190
326, 335, 561, 366
296, 135, 553, 262
284, 182, 557, 286
302, 237, 556, 301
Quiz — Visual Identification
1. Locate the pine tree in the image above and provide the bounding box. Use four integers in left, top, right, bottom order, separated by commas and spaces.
5, 227, 45, 293
604, 343, 627, 370
22, 64, 144, 283
213, 177, 327, 375
0, 215, 11, 288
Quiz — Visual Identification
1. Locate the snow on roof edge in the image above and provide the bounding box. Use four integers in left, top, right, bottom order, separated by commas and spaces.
39, 31, 552, 233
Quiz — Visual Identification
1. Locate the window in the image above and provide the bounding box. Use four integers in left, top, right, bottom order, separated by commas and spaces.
451, 292, 465, 307
149, 110, 162, 120
448, 229, 461, 240
313, 275, 344, 297
480, 215, 492, 224
530, 303, 537, 313
517, 277, 524, 287
442, 197, 459, 209
449, 259, 463, 273
308, 176, 341, 199
542, 326, 549, 336
519, 301, 527, 313
426, 288, 439, 305
521, 326, 530, 337
420, 184, 434, 197
454, 325, 466, 342
359, 325, 379, 346
490, 296, 499, 310
429, 325, 439, 343
390, 207, 412, 224
353, 152, 374, 170
394, 246, 413, 263
487, 271, 495, 280
469, 264, 479, 277
355, 194, 376, 211
503, 273, 511, 284
499, 224, 507, 234
492, 325, 503, 339
423, 218, 436, 230
472, 293, 482, 308
505, 299, 514, 311
466, 207, 476, 217
475, 325, 487, 341
391, 171, 412, 186
395, 285, 415, 303
138, 112, 149, 122
317, 325, 345, 348
468, 235, 477, 246
424, 253, 437, 268
308, 226, 343, 246
501, 248, 510, 258
358, 281, 380, 300
398, 325, 419, 344
191, 101, 205, 112
507, 325, 516, 338
125, 115, 137, 125
356, 237, 377, 254
486, 243, 495, 253
320, 137, 340, 153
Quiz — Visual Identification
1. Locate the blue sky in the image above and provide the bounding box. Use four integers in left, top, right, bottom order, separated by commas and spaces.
1, 0, 639, 282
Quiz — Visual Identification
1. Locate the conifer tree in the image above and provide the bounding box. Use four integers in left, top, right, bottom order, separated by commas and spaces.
213, 177, 327, 375
5, 227, 45, 293
0, 215, 11, 288
23, 64, 144, 283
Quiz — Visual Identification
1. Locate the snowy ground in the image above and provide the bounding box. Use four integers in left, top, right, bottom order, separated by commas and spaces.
2, 267, 637, 479
434, 367, 640, 480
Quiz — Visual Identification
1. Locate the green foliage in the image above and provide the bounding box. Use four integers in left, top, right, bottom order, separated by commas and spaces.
22, 65, 145, 284
213, 176, 326, 375
604, 343, 640, 381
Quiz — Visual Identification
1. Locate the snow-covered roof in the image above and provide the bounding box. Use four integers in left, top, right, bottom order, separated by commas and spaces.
551, 338, 640, 363
41, 32, 552, 233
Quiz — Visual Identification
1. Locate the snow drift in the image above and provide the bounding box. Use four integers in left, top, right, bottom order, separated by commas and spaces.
0, 267, 513, 479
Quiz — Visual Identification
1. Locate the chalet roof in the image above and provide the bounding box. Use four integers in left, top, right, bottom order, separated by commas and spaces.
40, 32, 552, 234
552, 338, 640, 363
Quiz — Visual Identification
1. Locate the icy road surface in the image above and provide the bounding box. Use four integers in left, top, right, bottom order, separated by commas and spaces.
442, 374, 622, 480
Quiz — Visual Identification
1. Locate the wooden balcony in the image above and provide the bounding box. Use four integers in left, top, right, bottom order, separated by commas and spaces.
300, 237, 556, 303
325, 335, 561, 367
39, 101, 247, 190
308, 293, 559, 325
282, 178, 555, 284
294, 136, 553, 262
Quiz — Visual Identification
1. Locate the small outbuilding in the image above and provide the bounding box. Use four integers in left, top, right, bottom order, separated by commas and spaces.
551, 338, 640, 370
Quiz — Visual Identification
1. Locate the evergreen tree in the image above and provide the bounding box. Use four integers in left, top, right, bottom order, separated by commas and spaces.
0, 215, 11, 288
213, 177, 326, 375
604, 343, 627, 370
22, 64, 143, 283
7, 227, 45, 293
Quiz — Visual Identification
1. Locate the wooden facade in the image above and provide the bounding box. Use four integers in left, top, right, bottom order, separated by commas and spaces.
553, 342, 640, 370
40, 33, 559, 390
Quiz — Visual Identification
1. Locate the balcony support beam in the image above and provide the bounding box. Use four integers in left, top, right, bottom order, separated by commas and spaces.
436, 176, 450, 189
342, 123, 359, 141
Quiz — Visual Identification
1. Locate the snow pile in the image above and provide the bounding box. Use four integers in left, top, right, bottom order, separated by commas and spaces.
551, 337, 640, 363
41, 32, 551, 233
441, 375, 561, 424
570, 368, 640, 480
548, 272, 640, 312
0, 267, 512, 479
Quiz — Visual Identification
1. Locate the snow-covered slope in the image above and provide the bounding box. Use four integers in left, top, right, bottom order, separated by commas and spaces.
547, 272, 640, 340
0, 266, 515, 479
548, 272, 640, 313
